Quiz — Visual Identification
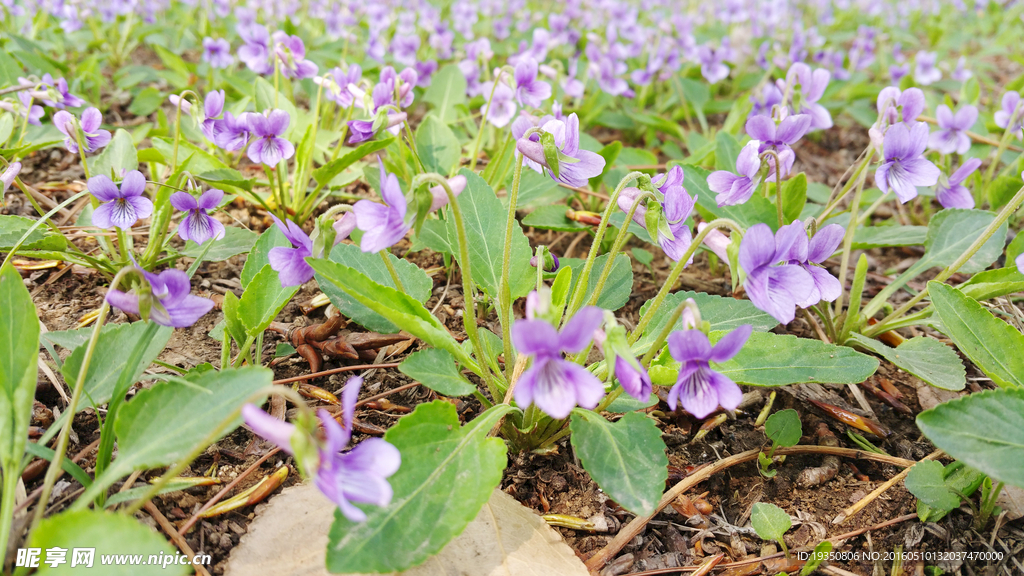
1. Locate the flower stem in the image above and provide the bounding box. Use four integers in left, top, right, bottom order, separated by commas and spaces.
329, 103, 356, 162
30, 267, 132, 532
380, 250, 406, 293
0, 463, 20, 569
499, 155, 525, 382
833, 156, 871, 317
584, 190, 656, 309
628, 218, 745, 344
469, 70, 503, 171
814, 146, 874, 227
864, 183, 1024, 337
565, 171, 645, 322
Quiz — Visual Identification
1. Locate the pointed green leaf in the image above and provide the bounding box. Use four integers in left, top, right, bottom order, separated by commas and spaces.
0, 262, 38, 470
847, 334, 966, 391
422, 65, 467, 124
416, 115, 461, 175
398, 348, 477, 397
237, 265, 299, 337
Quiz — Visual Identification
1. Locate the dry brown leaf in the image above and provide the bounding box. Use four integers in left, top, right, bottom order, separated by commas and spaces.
225, 484, 589, 576
995, 484, 1024, 521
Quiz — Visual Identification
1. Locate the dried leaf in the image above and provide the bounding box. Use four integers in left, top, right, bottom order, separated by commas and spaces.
225, 485, 589, 576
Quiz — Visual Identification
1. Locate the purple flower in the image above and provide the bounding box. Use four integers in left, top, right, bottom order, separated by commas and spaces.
272, 32, 318, 79
935, 158, 982, 209
776, 220, 845, 308
614, 356, 652, 401
353, 159, 411, 253
1016, 251, 1024, 272
480, 78, 517, 128
268, 215, 315, 287
203, 37, 233, 69
0, 91, 43, 126
53, 108, 111, 154
707, 140, 762, 206
995, 92, 1023, 137
36, 74, 83, 108
511, 306, 605, 419
212, 111, 253, 152
88, 171, 153, 230
238, 24, 273, 75
242, 376, 400, 522
318, 64, 363, 108
876, 87, 926, 125
739, 223, 815, 324
745, 113, 810, 177
106, 268, 215, 328
697, 44, 729, 84
347, 112, 407, 144
428, 175, 466, 212
414, 60, 438, 87
876, 122, 941, 204
750, 83, 783, 118
618, 166, 697, 263
247, 110, 295, 166
171, 189, 225, 244
371, 67, 417, 111
785, 63, 832, 130
199, 90, 225, 141
697, 222, 731, 262
928, 105, 977, 155
333, 212, 357, 245
391, 35, 420, 67
951, 57, 972, 82
515, 113, 606, 188
513, 57, 552, 108
666, 325, 751, 418
1, 162, 21, 194
913, 51, 941, 86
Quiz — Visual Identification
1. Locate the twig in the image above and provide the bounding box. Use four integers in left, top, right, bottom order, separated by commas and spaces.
177, 449, 280, 536
14, 439, 100, 514
271, 362, 400, 385
144, 501, 212, 576
584, 446, 917, 572
833, 449, 942, 525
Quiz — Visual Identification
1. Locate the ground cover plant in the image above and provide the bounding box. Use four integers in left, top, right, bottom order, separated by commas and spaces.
1, 0, 1024, 574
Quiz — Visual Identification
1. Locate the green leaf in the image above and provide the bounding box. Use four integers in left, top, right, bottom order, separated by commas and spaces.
106, 367, 271, 478
905, 460, 962, 514
318, 242, 432, 333
0, 262, 38, 472
513, 168, 572, 209
632, 247, 654, 268
929, 281, 1024, 388
917, 463, 986, 521
918, 209, 1007, 275
197, 168, 254, 192
61, 322, 173, 412
422, 65, 467, 123
564, 253, 634, 311
416, 115, 461, 175
398, 348, 476, 397
606, 392, 659, 413
522, 205, 590, 232
0, 214, 68, 251
957, 267, 1024, 301
152, 44, 192, 81
764, 409, 802, 447
28, 510, 186, 576
569, 410, 668, 516
847, 334, 965, 391
714, 132, 740, 171
667, 331, 877, 387
241, 225, 289, 288
237, 265, 299, 338
127, 87, 165, 116
780, 173, 807, 224
801, 541, 833, 576
181, 226, 257, 261
987, 175, 1023, 210
851, 225, 927, 250
326, 402, 513, 573
447, 169, 534, 300
221, 292, 247, 347
633, 291, 777, 356
312, 138, 395, 187
590, 141, 623, 189
412, 219, 452, 254
309, 258, 475, 370
917, 389, 1024, 488
750, 502, 791, 542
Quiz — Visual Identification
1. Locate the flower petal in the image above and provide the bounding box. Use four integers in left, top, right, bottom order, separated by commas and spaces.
709, 324, 752, 363
511, 319, 561, 356
87, 175, 120, 202
668, 330, 713, 363
242, 404, 297, 455
558, 306, 604, 353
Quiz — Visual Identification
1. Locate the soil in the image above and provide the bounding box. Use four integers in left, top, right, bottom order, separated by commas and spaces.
4, 105, 1023, 576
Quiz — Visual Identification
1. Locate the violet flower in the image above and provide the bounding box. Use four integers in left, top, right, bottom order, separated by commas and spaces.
106, 268, 215, 328
203, 37, 233, 69
515, 113, 606, 188
913, 51, 941, 86
0, 92, 44, 126
53, 107, 111, 154
871, 87, 926, 147
951, 57, 972, 82
372, 67, 417, 111
666, 324, 752, 418
513, 57, 552, 108
170, 189, 225, 245
480, 78, 517, 128
697, 222, 731, 262
200, 90, 225, 141
238, 24, 273, 75
1016, 252, 1024, 272
696, 44, 729, 84
242, 376, 400, 522
511, 306, 605, 419
777, 220, 845, 308
707, 140, 762, 206
428, 174, 467, 212
995, 92, 1023, 137
333, 212, 358, 245
785, 63, 833, 130
935, 158, 982, 209
875, 122, 941, 204
347, 112, 407, 144
928, 104, 977, 155
318, 64, 363, 108
272, 31, 318, 79
87, 171, 153, 230
615, 356, 651, 401
739, 223, 814, 324
391, 35, 420, 67
618, 166, 697, 263
268, 214, 315, 287
247, 110, 295, 166
37, 74, 84, 108
212, 111, 254, 152
352, 159, 412, 253
745, 113, 811, 177
1, 162, 21, 195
